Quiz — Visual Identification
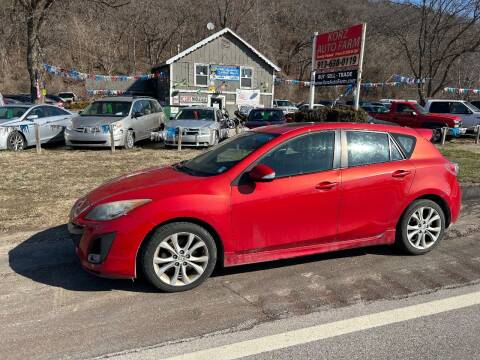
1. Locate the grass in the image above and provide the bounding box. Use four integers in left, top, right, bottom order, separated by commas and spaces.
0, 143, 198, 233
0, 137, 478, 234
438, 138, 480, 183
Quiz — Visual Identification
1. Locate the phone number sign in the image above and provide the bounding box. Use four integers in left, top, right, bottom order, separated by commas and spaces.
315, 24, 364, 74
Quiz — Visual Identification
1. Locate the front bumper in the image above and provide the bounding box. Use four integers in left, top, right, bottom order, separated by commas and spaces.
164, 132, 214, 147
67, 215, 153, 279
64, 128, 123, 147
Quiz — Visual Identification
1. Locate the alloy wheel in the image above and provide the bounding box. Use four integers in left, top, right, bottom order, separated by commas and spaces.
9, 133, 25, 151
406, 206, 442, 250
152, 232, 209, 287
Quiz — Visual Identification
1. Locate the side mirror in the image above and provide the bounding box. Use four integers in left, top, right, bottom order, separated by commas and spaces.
78, 110, 83, 114
133, 111, 142, 118
248, 164, 275, 182
26, 114, 39, 120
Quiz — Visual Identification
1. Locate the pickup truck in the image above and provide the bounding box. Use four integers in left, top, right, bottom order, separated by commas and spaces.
369, 101, 465, 139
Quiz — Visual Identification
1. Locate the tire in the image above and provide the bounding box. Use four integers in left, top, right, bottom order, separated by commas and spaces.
396, 199, 446, 255
124, 130, 135, 149
6, 131, 26, 151
140, 222, 217, 292
431, 129, 442, 143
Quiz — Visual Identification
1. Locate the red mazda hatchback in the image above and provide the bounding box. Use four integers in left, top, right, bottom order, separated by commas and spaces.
68, 123, 461, 292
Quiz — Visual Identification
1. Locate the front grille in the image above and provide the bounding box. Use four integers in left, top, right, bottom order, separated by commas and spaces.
70, 140, 107, 144
184, 128, 200, 135
74, 127, 100, 133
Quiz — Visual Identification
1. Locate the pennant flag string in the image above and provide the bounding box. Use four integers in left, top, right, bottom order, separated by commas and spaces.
43, 63, 167, 82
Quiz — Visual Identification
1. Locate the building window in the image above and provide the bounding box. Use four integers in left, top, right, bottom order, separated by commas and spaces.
195, 64, 209, 87
240, 66, 253, 88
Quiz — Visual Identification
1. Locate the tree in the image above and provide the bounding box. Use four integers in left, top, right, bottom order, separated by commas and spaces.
16, 0, 128, 103
383, 0, 480, 104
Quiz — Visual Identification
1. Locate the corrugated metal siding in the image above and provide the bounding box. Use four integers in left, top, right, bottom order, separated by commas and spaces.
172, 32, 274, 93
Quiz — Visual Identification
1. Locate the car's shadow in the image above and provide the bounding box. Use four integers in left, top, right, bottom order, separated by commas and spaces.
8, 224, 399, 292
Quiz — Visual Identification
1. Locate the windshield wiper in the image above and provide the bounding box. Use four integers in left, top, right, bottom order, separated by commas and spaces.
174, 162, 212, 177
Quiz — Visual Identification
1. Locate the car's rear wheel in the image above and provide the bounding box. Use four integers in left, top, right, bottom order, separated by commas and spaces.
397, 199, 445, 255
124, 130, 135, 149
140, 222, 217, 292
7, 131, 26, 151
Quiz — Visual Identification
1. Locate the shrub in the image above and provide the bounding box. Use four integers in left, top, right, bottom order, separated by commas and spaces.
294, 105, 368, 123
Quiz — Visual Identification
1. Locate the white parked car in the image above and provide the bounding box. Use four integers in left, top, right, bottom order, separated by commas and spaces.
0, 104, 73, 151
164, 107, 229, 147
424, 99, 480, 132
64, 96, 165, 149
273, 99, 298, 114
57, 92, 77, 103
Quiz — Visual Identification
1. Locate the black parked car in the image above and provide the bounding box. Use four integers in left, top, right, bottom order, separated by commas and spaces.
244, 108, 286, 129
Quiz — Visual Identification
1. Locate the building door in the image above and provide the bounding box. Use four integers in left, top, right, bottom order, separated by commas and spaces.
209, 96, 225, 110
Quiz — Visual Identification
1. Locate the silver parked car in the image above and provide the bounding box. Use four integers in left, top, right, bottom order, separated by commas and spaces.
273, 99, 298, 114
164, 107, 229, 147
64, 96, 165, 148
0, 104, 73, 151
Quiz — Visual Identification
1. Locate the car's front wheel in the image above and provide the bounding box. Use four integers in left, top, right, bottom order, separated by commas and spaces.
7, 131, 26, 151
397, 199, 445, 255
140, 222, 217, 292
124, 130, 135, 149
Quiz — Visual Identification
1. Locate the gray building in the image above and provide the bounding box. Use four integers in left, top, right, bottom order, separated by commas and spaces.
129, 28, 280, 115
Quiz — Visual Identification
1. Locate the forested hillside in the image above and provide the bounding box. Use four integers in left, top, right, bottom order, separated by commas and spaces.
1, 0, 479, 101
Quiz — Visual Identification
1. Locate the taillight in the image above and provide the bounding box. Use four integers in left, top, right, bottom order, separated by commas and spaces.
445, 162, 459, 176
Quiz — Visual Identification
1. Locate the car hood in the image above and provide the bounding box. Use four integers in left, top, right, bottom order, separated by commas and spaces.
168, 120, 215, 129
84, 165, 201, 206
71, 116, 124, 128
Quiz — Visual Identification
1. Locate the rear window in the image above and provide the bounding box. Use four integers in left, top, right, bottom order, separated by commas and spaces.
391, 133, 416, 158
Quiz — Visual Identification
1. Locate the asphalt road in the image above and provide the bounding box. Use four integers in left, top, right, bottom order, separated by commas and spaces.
0, 200, 479, 359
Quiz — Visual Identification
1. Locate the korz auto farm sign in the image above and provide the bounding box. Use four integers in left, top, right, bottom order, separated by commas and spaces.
314, 24, 365, 86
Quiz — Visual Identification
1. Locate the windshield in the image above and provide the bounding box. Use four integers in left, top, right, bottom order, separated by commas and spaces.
413, 104, 428, 114
176, 109, 215, 121
81, 101, 131, 117
248, 110, 284, 122
176, 132, 278, 176
0, 107, 27, 119
276, 100, 293, 107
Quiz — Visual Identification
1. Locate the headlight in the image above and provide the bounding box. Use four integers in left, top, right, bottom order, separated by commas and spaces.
85, 199, 151, 221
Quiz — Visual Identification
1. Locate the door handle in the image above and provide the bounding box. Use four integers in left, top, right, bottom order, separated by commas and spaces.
392, 170, 411, 178
315, 181, 337, 190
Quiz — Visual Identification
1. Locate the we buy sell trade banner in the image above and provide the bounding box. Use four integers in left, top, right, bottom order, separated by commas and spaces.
314, 24, 365, 85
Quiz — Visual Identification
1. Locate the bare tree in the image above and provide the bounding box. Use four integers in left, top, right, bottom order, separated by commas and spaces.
383, 0, 480, 103
214, 0, 256, 31
16, 0, 128, 102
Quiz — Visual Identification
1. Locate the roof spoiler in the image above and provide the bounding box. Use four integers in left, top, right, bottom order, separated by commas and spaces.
415, 128, 434, 141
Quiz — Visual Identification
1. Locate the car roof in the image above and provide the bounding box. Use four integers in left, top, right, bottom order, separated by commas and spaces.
181, 106, 216, 111
0, 104, 33, 109
426, 99, 465, 103
250, 108, 282, 111
254, 122, 422, 137
95, 96, 154, 102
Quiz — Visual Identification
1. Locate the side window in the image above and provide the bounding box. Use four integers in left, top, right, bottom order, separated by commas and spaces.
450, 102, 470, 114
429, 101, 450, 113
259, 131, 335, 178
150, 100, 162, 113
391, 133, 416, 158
390, 138, 404, 161
395, 104, 413, 113
131, 101, 143, 116
347, 131, 390, 167
28, 106, 47, 118
195, 64, 209, 86
46, 107, 67, 116
142, 100, 152, 115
